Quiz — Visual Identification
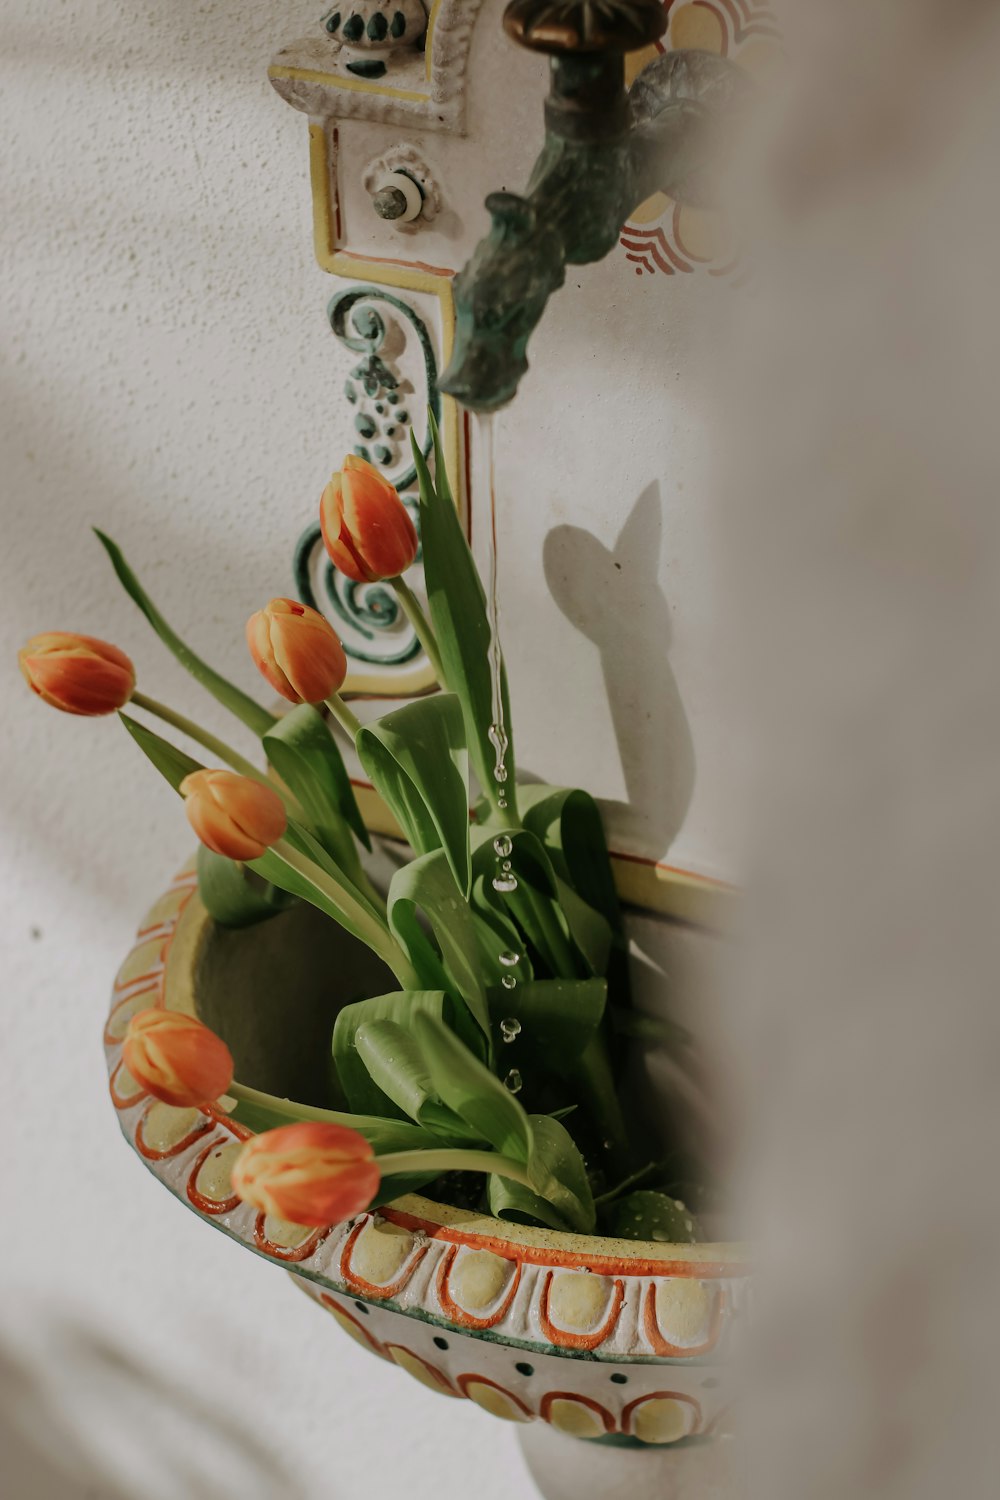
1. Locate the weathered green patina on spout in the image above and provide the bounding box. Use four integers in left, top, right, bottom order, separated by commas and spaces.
439, 1, 749, 412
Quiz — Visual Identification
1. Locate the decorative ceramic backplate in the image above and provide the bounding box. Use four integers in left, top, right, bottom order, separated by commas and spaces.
105, 868, 748, 1444
621, 0, 781, 277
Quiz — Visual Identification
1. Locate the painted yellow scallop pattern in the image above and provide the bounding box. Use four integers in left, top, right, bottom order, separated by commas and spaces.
545, 1398, 608, 1440
141, 1103, 201, 1154
348, 1218, 417, 1287
261, 1216, 316, 1252
114, 937, 165, 990
192, 1141, 242, 1205
462, 1381, 530, 1423
387, 1347, 457, 1396
547, 1272, 614, 1333
655, 1278, 715, 1346
630, 1396, 696, 1445
448, 1249, 514, 1313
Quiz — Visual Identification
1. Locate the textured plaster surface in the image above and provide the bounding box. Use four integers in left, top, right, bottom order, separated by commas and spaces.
0, 4, 534, 1496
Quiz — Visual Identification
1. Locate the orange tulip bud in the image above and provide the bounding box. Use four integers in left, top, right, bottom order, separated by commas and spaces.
231, 1121, 380, 1227
18, 632, 135, 716
180, 769, 286, 861
320, 455, 418, 584
123, 1008, 234, 1108
246, 597, 347, 704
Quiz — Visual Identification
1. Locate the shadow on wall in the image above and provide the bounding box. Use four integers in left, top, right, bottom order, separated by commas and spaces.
0, 1314, 308, 1500
543, 483, 695, 855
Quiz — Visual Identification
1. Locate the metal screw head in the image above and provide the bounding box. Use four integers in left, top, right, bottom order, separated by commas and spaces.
373, 186, 409, 220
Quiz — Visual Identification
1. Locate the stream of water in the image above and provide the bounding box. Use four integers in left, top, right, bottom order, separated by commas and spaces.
472, 411, 524, 1089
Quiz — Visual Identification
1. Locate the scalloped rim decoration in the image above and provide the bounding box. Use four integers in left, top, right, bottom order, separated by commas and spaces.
105, 868, 749, 1443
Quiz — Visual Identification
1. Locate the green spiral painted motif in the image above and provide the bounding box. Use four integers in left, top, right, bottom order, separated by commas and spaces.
295, 286, 440, 667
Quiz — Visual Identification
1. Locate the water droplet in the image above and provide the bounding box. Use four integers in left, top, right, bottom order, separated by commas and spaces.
498, 796, 507, 809
652, 1229, 669, 1242
501, 974, 517, 991
493, 835, 513, 859
503, 1068, 523, 1094
500, 1016, 521, 1043
499, 951, 520, 968
492, 873, 518, 894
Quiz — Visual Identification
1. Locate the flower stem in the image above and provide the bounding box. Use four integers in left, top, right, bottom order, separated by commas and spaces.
130, 691, 263, 781
374, 1148, 534, 1190
325, 693, 363, 741
391, 577, 446, 686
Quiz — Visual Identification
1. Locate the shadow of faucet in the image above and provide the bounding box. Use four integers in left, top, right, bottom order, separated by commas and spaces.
543, 483, 695, 855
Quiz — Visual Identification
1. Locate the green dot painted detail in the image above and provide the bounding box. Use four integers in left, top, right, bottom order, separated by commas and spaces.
390, 10, 407, 37
515, 1362, 534, 1377
346, 59, 388, 80
396, 409, 409, 424
344, 381, 357, 403
354, 443, 370, 461
373, 443, 392, 464
324, 11, 341, 32
611, 1373, 628, 1384
367, 12, 388, 40
355, 413, 376, 438
433, 1336, 449, 1350
342, 14, 364, 41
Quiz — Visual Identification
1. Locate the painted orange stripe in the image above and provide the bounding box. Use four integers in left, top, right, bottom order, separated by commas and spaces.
380, 1208, 747, 1278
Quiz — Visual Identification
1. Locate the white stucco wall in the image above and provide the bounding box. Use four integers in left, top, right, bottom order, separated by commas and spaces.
0, 4, 534, 1494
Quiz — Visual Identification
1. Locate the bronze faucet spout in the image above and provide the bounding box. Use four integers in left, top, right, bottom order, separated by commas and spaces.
439, 3, 749, 412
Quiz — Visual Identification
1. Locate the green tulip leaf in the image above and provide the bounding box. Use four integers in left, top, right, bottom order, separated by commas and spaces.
96, 530, 276, 737
470, 825, 581, 979
195, 846, 298, 928
411, 419, 515, 818
333, 988, 450, 1118
354, 1019, 481, 1140
263, 704, 370, 883
118, 711, 202, 790
607, 1189, 702, 1244
387, 850, 500, 1048
490, 1114, 595, 1234
486, 977, 607, 1071
412, 1010, 533, 1164
356, 694, 470, 895
518, 783, 621, 935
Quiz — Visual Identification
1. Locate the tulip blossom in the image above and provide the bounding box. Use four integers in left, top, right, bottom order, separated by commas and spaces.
231, 1121, 380, 1226
246, 597, 347, 705
18, 632, 135, 716
180, 768, 286, 861
320, 455, 418, 584
123, 1008, 234, 1108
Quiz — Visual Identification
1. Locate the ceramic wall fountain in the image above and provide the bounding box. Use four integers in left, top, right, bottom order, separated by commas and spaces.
95, 3, 779, 1494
